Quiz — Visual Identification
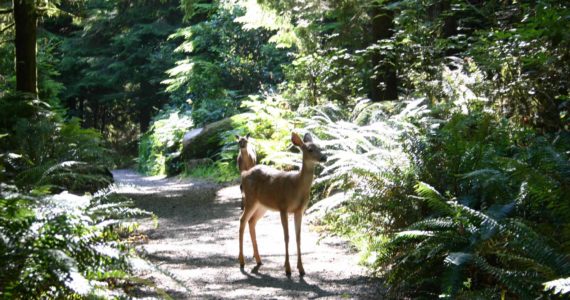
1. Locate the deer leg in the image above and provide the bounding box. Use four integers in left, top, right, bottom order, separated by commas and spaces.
239, 184, 244, 210
280, 210, 291, 276
294, 210, 305, 276
248, 208, 266, 266
239, 204, 257, 268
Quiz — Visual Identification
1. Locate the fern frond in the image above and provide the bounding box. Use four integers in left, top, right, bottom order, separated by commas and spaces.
543, 277, 570, 295
409, 217, 456, 230
504, 220, 570, 275
415, 182, 453, 215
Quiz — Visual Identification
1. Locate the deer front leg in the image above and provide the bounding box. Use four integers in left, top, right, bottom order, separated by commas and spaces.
280, 210, 291, 276
248, 208, 266, 266
239, 205, 256, 268
294, 210, 305, 276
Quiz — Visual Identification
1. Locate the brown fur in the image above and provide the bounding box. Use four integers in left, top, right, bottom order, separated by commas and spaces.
238, 132, 327, 276
236, 134, 257, 173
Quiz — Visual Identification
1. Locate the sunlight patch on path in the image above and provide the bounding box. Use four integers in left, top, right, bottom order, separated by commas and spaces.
112, 169, 382, 299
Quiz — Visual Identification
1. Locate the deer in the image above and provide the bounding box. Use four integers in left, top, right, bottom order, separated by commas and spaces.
238, 132, 327, 276
236, 133, 257, 210
236, 133, 257, 173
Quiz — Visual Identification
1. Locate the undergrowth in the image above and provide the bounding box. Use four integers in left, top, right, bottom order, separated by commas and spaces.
182, 161, 239, 183
314, 63, 570, 298
0, 94, 155, 298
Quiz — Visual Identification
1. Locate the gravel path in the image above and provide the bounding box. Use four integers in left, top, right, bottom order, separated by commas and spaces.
112, 169, 382, 299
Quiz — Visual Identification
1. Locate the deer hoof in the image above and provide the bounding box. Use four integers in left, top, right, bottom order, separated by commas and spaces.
299, 270, 305, 277
286, 270, 292, 277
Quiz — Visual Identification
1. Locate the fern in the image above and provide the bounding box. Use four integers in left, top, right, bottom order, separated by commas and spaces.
0, 186, 154, 298
379, 182, 570, 298
543, 277, 570, 296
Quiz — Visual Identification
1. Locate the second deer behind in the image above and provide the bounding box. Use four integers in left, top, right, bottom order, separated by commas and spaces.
236, 133, 257, 210
236, 133, 257, 173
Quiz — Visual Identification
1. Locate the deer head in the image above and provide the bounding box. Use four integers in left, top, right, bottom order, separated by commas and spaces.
291, 132, 327, 163
235, 133, 251, 149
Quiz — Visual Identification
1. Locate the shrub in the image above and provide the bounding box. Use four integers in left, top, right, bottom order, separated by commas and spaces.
380, 182, 570, 299
0, 95, 114, 192
138, 107, 193, 175
0, 186, 152, 298
316, 62, 570, 298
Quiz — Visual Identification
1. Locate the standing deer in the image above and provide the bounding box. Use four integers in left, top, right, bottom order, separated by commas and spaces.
236, 133, 257, 173
236, 133, 257, 210
238, 132, 327, 276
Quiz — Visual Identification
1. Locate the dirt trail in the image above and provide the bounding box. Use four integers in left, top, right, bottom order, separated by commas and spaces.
112, 169, 382, 299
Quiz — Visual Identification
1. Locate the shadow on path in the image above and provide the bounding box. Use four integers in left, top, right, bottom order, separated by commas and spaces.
112, 169, 383, 299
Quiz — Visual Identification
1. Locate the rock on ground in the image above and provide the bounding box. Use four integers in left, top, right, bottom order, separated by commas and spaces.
112, 169, 383, 299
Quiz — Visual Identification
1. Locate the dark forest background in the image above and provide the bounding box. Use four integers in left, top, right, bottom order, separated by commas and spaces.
1, 0, 569, 298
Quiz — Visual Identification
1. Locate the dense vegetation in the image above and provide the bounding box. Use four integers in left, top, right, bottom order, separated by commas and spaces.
1, 0, 569, 298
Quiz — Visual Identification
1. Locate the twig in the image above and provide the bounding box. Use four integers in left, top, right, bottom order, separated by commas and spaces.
0, 8, 12, 14
0, 22, 14, 35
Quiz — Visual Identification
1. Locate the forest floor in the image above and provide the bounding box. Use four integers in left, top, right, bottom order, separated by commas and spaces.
112, 169, 383, 299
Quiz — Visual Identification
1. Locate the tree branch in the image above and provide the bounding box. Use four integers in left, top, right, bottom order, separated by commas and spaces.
0, 8, 12, 14
0, 38, 13, 45
0, 23, 14, 35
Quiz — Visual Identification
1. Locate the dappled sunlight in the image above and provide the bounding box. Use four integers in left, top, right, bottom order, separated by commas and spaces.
113, 170, 381, 299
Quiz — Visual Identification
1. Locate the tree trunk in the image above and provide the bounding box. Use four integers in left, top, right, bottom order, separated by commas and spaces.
369, 5, 398, 102
428, 0, 457, 55
13, 0, 37, 96
79, 98, 84, 121
139, 102, 151, 133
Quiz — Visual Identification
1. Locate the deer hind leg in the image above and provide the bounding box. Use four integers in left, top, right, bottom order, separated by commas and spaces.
248, 207, 266, 266
280, 210, 292, 276
239, 201, 258, 268
294, 210, 305, 276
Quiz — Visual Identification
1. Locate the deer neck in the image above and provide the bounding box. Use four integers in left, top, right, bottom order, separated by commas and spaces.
297, 154, 316, 189
240, 146, 250, 156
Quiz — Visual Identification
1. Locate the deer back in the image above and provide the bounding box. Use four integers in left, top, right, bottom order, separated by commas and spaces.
241, 165, 311, 212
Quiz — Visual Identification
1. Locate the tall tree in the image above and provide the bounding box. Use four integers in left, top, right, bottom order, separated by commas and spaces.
369, 3, 397, 101
13, 0, 37, 96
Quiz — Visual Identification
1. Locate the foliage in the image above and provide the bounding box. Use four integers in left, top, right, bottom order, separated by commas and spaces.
0, 95, 152, 298
319, 62, 570, 298
183, 161, 238, 183
164, 2, 289, 126
281, 47, 365, 107
0, 95, 113, 190
56, 0, 183, 146
0, 186, 152, 298
138, 107, 193, 175
544, 277, 570, 296
466, 1, 570, 131
219, 92, 295, 170
380, 182, 569, 299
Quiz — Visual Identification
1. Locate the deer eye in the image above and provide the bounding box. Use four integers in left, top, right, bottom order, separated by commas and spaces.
308, 149, 314, 153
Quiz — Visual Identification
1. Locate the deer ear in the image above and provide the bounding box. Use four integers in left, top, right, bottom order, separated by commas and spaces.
246, 133, 250, 139
291, 132, 304, 147
235, 135, 240, 140
303, 133, 313, 143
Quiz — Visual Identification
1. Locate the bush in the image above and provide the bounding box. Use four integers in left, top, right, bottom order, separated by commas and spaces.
183, 160, 238, 183
318, 64, 570, 298
0, 187, 152, 298
0, 94, 153, 298
138, 107, 193, 175
0, 95, 113, 193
